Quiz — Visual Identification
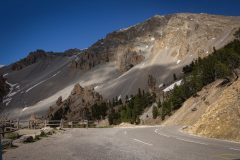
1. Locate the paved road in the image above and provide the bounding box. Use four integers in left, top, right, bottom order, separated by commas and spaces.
3, 126, 240, 160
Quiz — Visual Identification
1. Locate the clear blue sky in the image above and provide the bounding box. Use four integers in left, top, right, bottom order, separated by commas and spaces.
1, 0, 240, 65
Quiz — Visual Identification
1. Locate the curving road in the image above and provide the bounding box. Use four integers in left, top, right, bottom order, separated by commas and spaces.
3, 126, 240, 160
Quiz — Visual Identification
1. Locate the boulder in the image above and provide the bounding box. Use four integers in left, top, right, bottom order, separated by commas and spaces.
14, 135, 34, 143
41, 127, 54, 135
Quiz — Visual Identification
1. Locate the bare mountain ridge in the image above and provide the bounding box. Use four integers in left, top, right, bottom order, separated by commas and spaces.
73, 13, 240, 72
9, 48, 82, 71
1, 13, 240, 119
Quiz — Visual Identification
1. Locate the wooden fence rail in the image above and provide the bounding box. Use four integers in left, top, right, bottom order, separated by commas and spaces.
0, 119, 91, 138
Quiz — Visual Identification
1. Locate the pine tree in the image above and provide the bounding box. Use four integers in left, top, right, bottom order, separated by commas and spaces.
152, 106, 158, 119
125, 95, 129, 103
214, 62, 231, 78
138, 88, 142, 97
234, 28, 240, 40
173, 73, 177, 81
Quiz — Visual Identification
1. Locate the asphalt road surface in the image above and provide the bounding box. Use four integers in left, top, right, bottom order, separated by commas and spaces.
3, 126, 240, 160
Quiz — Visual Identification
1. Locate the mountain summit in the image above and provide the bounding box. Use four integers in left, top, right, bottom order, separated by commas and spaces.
1, 13, 240, 119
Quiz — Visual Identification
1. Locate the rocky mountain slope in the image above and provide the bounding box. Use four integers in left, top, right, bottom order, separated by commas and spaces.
164, 77, 240, 142
189, 78, 240, 142
1, 13, 240, 119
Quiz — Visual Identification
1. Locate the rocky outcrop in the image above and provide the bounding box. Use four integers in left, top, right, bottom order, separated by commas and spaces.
56, 96, 63, 106
11, 49, 81, 71
71, 14, 240, 72
0, 75, 10, 103
48, 84, 103, 121
11, 50, 49, 71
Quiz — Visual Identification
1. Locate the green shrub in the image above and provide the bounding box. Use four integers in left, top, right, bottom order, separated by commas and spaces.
152, 106, 158, 119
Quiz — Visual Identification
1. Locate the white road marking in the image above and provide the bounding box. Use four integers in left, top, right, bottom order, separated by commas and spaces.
133, 138, 153, 146
175, 137, 208, 145
157, 132, 170, 138
229, 148, 240, 151
154, 129, 170, 138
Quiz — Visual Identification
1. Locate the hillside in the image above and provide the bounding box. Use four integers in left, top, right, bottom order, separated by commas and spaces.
188, 78, 240, 142
0, 13, 240, 119
164, 78, 240, 142
162, 32, 240, 141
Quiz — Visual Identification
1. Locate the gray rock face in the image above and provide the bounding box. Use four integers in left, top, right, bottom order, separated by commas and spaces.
72, 14, 240, 72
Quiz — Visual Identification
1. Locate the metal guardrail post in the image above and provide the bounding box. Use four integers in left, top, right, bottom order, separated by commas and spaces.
0, 134, 2, 160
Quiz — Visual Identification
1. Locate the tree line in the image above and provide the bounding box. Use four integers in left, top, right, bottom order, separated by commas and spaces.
88, 88, 155, 125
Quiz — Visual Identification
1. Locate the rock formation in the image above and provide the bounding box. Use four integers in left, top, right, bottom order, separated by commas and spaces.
48, 84, 103, 121
0, 75, 10, 103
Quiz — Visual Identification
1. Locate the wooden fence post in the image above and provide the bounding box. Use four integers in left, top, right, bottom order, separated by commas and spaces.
60, 119, 63, 128
17, 120, 19, 129
44, 120, 47, 128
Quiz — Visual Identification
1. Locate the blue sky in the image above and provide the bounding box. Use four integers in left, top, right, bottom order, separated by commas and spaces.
1, 0, 240, 65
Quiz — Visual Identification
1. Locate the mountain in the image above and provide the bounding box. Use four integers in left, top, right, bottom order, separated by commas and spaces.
1, 13, 240, 119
